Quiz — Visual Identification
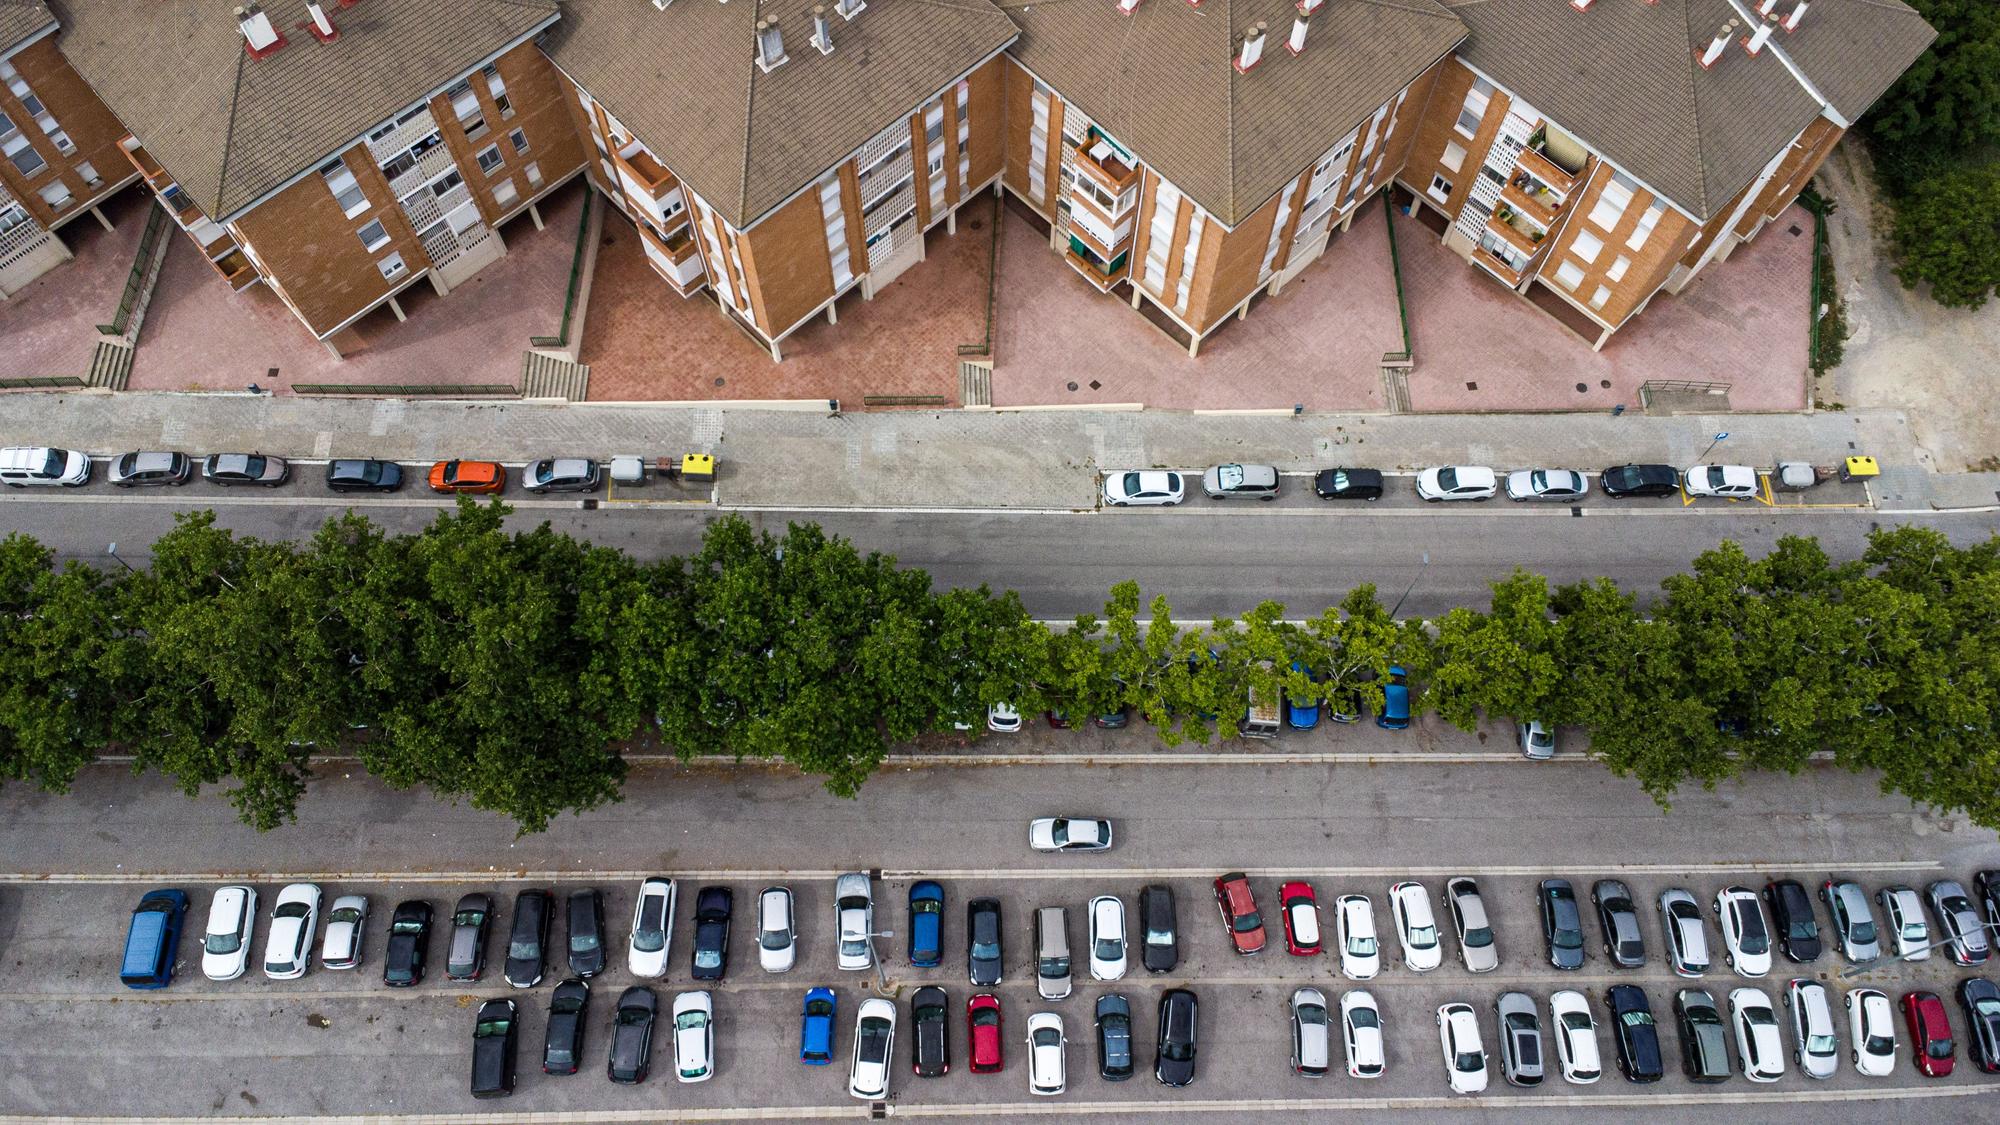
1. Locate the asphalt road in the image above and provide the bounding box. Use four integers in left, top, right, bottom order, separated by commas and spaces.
1, 488, 1994, 619
2, 746, 1998, 1121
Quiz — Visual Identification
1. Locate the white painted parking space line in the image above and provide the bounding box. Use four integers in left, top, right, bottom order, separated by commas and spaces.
0, 859, 1940, 885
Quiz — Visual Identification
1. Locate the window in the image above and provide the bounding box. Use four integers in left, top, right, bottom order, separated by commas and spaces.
508, 128, 529, 156
3, 130, 44, 177
37, 179, 71, 210
1589, 285, 1611, 310
446, 80, 485, 136
1606, 254, 1630, 282
1570, 229, 1604, 264
320, 160, 369, 218
160, 183, 191, 212
1455, 78, 1492, 137
1554, 260, 1585, 290
1441, 140, 1466, 174
483, 65, 512, 117
492, 177, 519, 210
1626, 200, 1665, 250
475, 144, 503, 175
377, 251, 406, 280
524, 161, 543, 187
1588, 185, 1632, 230
77, 160, 100, 186
357, 219, 390, 252
1427, 174, 1452, 204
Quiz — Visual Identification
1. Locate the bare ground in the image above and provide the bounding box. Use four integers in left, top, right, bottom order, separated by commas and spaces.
1815, 137, 2000, 472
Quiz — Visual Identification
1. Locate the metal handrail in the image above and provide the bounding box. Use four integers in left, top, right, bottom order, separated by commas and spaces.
1380, 188, 1413, 360
956, 194, 1003, 358
530, 188, 594, 349
95, 201, 169, 337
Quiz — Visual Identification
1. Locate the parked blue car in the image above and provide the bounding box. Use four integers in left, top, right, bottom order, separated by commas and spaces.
908, 881, 944, 967
1286, 661, 1322, 730
120, 888, 189, 989
800, 987, 837, 1066
1375, 665, 1411, 730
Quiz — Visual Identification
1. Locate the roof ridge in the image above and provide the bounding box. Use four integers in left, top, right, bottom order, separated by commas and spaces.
737, 7, 761, 222
1674, 0, 1708, 215
1353, 0, 1465, 20
216, 45, 250, 220
1225, 0, 1239, 219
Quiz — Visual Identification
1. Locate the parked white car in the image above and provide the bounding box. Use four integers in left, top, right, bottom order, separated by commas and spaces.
201, 885, 258, 981
319, 893, 368, 970
628, 877, 675, 978
1845, 987, 1898, 1077
1443, 877, 1500, 973
1416, 465, 1498, 502
1026, 1011, 1067, 1095
757, 885, 796, 973
1437, 1002, 1488, 1093
1713, 886, 1773, 977
1335, 895, 1381, 980
1029, 816, 1113, 852
1877, 885, 1930, 962
1102, 470, 1186, 507
1389, 881, 1442, 972
1342, 990, 1386, 1078
1683, 464, 1759, 498
673, 990, 715, 1083
835, 873, 874, 971
1729, 987, 1786, 1082
1785, 979, 1839, 1080
848, 997, 896, 1099
1088, 895, 1127, 981
986, 703, 1023, 732
1548, 989, 1601, 1084
262, 882, 321, 980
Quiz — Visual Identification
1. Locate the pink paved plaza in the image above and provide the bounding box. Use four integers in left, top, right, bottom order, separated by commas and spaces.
0, 184, 149, 381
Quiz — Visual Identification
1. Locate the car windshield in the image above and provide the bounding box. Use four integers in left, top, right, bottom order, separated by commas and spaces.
1120, 473, 1142, 495
1297, 1005, 1327, 1026
1561, 1012, 1592, 1033
1866, 1033, 1894, 1054
329, 908, 362, 925
534, 463, 555, 484
1220, 465, 1244, 488
1438, 468, 1460, 491
1233, 910, 1263, 934
1032, 1027, 1060, 1048
393, 919, 424, 935
475, 1017, 511, 1038
205, 931, 241, 955
1162, 1037, 1193, 1062
239, 456, 266, 477
1146, 925, 1173, 946
353, 462, 383, 484
677, 1011, 707, 1032
1349, 1008, 1379, 1030
972, 1007, 999, 1028
762, 926, 791, 951
1789, 918, 1817, 940
1348, 933, 1377, 956
453, 910, 483, 928
1902, 920, 1927, 940
1455, 1049, 1483, 1073
1408, 924, 1437, 948
1928, 1036, 1955, 1059
275, 903, 308, 919
633, 897, 666, 951
1850, 919, 1877, 944
572, 930, 600, 952
841, 937, 868, 958
972, 936, 999, 959
1807, 1032, 1836, 1054
1095, 937, 1122, 959
1554, 926, 1584, 950
694, 947, 722, 969
1746, 1008, 1776, 1027
1041, 954, 1069, 976
508, 938, 538, 959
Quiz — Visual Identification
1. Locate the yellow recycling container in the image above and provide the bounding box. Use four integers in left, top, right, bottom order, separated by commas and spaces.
680, 453, 716, 484
1839, 456, 1879, 483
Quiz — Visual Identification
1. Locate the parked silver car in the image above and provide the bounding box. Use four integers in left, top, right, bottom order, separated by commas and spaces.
1201, 463, 1280, 501
201, 452, 289, 486
1504, 469, 1587, 502
1443, 878, 1499, 973
1494, 991, 1545, 1087
1927, 879, 1992, 965
108, 450, 192, 487
1819, 878, 1882, 964
1659, 888, 1711, 976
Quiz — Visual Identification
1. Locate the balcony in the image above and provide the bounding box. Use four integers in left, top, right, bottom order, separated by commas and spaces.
211, 249, 258, 291
613, 141, 677, 198
1486, 203, 1547, 256
120, 138, 174, 192
640, 220, 704, 295
1521, 131, 1586, 189
1064, 234, 1129, 292
1473, 244, 1526, 286
1073, 133, 1139, 193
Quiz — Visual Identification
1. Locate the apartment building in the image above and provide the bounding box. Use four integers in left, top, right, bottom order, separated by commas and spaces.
545, 0, 1019, 361
1394, 0, 1934, 349
997, 0, 1464, 355
0, 0, 137, 298
46, 0, 587, 353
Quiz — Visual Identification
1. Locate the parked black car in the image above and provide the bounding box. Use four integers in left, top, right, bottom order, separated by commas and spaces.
1591, 880, 1646, 968
326, 459, 403, 493
382, 899, 433, 988
445, 892, 492, 982
542, 978, 590, 1075
1607, 984, 1664, 1082
470, 998, 518, 1098
1960, 977, 2000, 1074
1155, 988, 1198, 1087
911, 985, 950, 1078
1762, 879, 1822, 963
1599, 463, 1680, 498
1672, 988, 1731, 1083
1312, 467, 1384, 501
607, 986, 657, 1083
503, 889, 554, 989
968, 898, 1003, 987
1096, 993, 1134, 1081
567, 888, 606, 978
1140, 884, 1178, 974
690, 885, 732, 981
1540, 879, 1586, 970
1973, 869, 2000, 930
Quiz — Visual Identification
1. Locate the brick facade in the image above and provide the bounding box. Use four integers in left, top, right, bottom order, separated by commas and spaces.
0, 36, 131, 230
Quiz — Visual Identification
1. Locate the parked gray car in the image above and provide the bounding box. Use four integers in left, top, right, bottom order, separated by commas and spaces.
1201, 463, 1280, 501
1443, 877, 1499, 973
1819, 878, 1882, 965
201, 452, 289, 486
108, 450, 192, 487
1927, 879, 1992, 966
1495, 991, 1545, 1087
446, 893, 493, 982
1592, 880, 1647, 968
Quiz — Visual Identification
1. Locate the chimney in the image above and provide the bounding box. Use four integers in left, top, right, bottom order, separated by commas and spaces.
1297, 0, 1322, 12
1570, 0, 1594, 11
1117, 0, 1142, 13
835, 0, 865, 20
1782, 0, 1808, 32
1234, 22, 1265, 74
811, 4, 834, 53
234, 4, 287, 59
1742, 13, 1777, 56
1696, 19, 1735, 69
305, 2, 339, 44
1755, 0, 1780, 13
1287, 10, 1309, 56
755, 17, 788, 72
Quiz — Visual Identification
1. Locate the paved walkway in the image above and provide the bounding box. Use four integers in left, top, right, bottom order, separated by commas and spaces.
0, 394, 1939, 510
0, 184, 151, 380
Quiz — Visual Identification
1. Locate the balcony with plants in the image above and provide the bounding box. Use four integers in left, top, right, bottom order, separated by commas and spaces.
1486, 201, 1548, 256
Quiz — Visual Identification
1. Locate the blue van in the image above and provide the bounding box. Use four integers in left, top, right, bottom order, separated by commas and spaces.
1375, 665, 1411, 730
120, 888, 189, 989
907, 881, 944, 967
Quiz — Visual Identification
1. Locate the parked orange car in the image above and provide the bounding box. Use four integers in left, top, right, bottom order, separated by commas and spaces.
428, 460, 505, 494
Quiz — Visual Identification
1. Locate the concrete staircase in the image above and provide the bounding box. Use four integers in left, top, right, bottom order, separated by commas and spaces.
86, 339, 134, 390
521, 351, 590, 401
86, 201, 173, 390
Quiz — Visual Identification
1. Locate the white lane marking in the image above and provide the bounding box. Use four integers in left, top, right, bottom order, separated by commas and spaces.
0, 859, 1941, 886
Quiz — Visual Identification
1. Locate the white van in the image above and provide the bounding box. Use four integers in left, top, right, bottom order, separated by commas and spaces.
0, 445, 91, 487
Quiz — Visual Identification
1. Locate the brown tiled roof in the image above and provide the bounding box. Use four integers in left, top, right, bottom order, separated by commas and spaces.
0, 0, 54, 55
50, 1, 559, 219
1443, 0, 1933, 219
548, 0, 1020, 229
1000, 0, 1466, 227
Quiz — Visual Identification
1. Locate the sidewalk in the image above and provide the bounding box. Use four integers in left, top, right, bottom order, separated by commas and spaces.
0, 392, 1939, 510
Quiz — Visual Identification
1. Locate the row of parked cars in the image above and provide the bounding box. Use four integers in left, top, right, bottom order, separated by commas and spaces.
1098, 462, 1759, 506
0, 445, 603, 494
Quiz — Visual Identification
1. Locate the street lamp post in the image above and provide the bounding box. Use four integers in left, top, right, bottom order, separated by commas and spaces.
1389, 552, 1431, 619
105, 542, 137, 574
1837, 919, 2000, 980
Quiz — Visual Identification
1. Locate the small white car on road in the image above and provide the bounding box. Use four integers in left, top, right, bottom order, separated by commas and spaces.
1029, 816, 1113, 852
628, 877, 675, 978
1416, 465, 1498, 502
1683, 464, 1759, 498
319, 893, 368, 971
848, 997, 896, 1099
673, 990, 715, 1083
1389, 881, 1443, 972
1785, 978, 1839, 1080
262, 882, 321, 980
1343, 990, 1386, 1078
1548, 989, 1601, 1084
1088, 895, 1127, 981
1027, 1011, 1067, 1095
1335, 895, 1380, 980
201, 885, 258, 981
1845, 987, 1898, 1077
1714, 885, 1773, 977
835, 873, 874, 971
757, 885, 796, 973
1102, 470, 1186, 507
1729, 986, 1786, 1082
1437, 1002, 1488, 1093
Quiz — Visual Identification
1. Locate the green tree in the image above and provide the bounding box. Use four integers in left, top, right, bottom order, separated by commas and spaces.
0, 535, 135, 790
1889, 162, 2000, 309
1423, 570, 1565, 731
1866, 0, 2000, 154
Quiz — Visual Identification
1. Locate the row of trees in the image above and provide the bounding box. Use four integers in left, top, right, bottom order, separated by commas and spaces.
3, 504, 1997, 833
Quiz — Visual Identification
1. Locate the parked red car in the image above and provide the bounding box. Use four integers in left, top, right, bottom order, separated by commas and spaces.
1213, 872, 1267, 955
1280, 880, 1323, 956
1904, 990, 1956, 1077
968, 993, 1003, 1074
